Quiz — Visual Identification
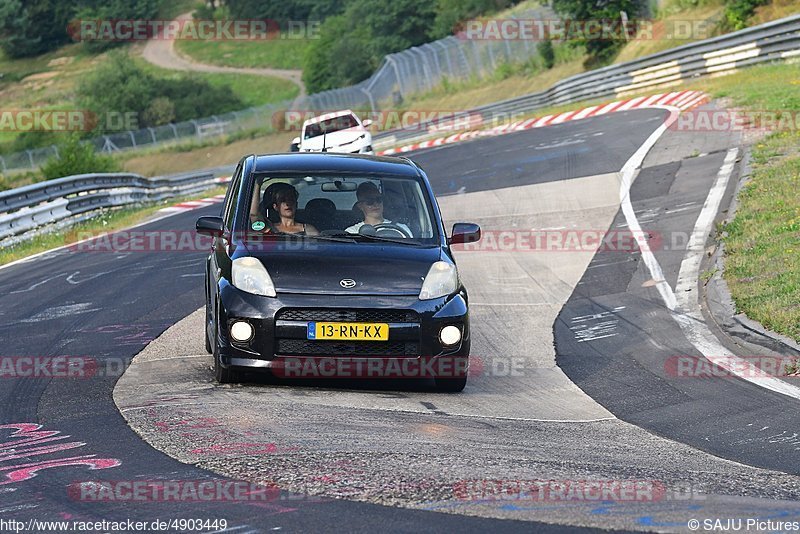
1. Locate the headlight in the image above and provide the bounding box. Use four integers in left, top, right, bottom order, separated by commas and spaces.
419, 261, 458, 300
232, 257, 276, 297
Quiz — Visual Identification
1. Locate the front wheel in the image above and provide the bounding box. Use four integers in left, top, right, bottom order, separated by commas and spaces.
433, 356, 468, 392
213, 343, 241, 384
434, 375, 467, 392
204, 300, 213, 354
212, 310, 241, 384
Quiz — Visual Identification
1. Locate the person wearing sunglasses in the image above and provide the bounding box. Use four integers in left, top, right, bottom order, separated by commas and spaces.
346, 181, 412, 237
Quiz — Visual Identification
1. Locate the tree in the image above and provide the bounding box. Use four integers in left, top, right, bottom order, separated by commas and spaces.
41, 133, 120, 180
76, 0, 163, 53
0, 0, 73, 57
538, 39, 555, 69
551, 0, 644, 66
78, 51, 244, 128
303, 0, 440, 92
431, 0, 515, 40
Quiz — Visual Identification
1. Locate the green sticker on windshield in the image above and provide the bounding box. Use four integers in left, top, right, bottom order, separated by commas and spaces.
251, 221, 266, 231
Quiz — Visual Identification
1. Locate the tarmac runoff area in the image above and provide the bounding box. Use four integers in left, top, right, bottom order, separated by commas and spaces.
115, 172, 800, 532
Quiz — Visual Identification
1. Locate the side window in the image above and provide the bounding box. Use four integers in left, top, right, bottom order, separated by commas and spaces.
223, 167, 243, 232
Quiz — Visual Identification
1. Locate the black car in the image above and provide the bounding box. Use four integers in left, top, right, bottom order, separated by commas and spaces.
196, 153, 481, 392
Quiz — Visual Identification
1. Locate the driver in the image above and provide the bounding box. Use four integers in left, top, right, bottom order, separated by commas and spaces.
345, 182, 412, 236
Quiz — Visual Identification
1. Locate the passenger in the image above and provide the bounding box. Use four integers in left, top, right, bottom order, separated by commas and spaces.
345, 182, 412, 236
269, 183, 319, 235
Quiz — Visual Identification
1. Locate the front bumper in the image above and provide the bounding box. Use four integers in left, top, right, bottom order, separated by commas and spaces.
215, 280, 469, 372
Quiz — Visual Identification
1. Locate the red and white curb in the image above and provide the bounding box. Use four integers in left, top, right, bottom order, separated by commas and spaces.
157, 176, 230, 213
158, 194, 226, 214
377, 90, 708, 156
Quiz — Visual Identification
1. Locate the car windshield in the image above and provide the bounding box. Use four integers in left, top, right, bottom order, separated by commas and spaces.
303, 114, 360, 139
244, 173, 438, 245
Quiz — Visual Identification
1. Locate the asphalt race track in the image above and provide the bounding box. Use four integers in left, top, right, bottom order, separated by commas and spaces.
3, 107, 800, 532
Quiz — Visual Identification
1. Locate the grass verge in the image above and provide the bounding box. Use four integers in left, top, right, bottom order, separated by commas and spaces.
175, 38, 308, 70
131, 57, 299, 108
0, 185, 227, 267
673, 61, 800, 342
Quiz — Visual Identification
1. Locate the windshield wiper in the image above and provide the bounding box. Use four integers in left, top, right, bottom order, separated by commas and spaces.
319, 232, 423, 246
306, 234, 359, 243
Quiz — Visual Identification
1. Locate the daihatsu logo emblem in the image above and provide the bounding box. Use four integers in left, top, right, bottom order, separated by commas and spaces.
340, 279, 357, 289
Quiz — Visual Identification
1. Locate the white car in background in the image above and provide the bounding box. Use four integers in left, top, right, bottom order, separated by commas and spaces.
291, 110, 373, 154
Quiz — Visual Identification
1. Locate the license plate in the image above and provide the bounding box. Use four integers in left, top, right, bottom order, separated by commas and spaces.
307, 322, 389, 341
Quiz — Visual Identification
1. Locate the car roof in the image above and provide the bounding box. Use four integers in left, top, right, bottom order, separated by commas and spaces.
304, 109, 356, 125
251, 153, 421, 177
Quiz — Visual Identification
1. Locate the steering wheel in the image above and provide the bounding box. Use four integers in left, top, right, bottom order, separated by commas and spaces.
370, 223, 412, 238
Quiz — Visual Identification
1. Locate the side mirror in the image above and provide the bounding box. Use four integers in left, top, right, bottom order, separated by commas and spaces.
449, 223, 481, 245
362, 119, 373, 127
289, 137, 300, 152
196, 216, 224, 236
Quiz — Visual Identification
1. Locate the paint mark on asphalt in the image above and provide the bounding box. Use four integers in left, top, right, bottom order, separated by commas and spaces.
20, 303, 101, 322
9, 272, 67, 294
570, 307, 626, 343
0, 423, 121, 487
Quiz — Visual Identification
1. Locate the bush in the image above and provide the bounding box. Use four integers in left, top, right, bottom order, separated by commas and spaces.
538, 40, 555, 69
78, 51, 244, 129
0, 0, 73, 58
40, 133, 119, 180
551, 0, 645, 67
431, 0, 515, 39
303, 0, 439, 93
0, 0, 165, 58
77, 0, 163, 53
493, 61, 516, 81
723, 0, 769, 31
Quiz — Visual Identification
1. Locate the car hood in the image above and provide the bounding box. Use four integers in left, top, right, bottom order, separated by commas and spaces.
242, 243, 442, 296
302, 128, 370, 151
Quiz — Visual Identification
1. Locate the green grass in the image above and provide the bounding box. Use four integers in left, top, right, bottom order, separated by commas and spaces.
175, 38, 309, 70
158, 0, 204, 21
132, 57, 299, 107
0, 185, 228, 266
698, 63, 800, 342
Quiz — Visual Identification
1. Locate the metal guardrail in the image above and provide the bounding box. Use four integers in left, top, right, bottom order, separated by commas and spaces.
1, 14, 797, 171
0, 6, 553, 173
1, 14, 798, 242
372, 13, 800, 146
0, 170, 219, 243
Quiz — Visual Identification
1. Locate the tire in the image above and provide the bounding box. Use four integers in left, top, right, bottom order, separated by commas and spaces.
204, 266, 213, 354
212, 308, 240, 384
434, 376, 467, 393
204, 299, 213, 354
433, 355, 468, 393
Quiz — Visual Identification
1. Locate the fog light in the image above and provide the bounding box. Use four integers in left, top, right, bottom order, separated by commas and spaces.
230, 321, 254, 342
439, 325, 461, 346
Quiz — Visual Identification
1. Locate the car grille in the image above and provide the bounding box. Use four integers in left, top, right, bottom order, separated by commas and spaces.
277, 308, 419, 324
276, 339, 419, 357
